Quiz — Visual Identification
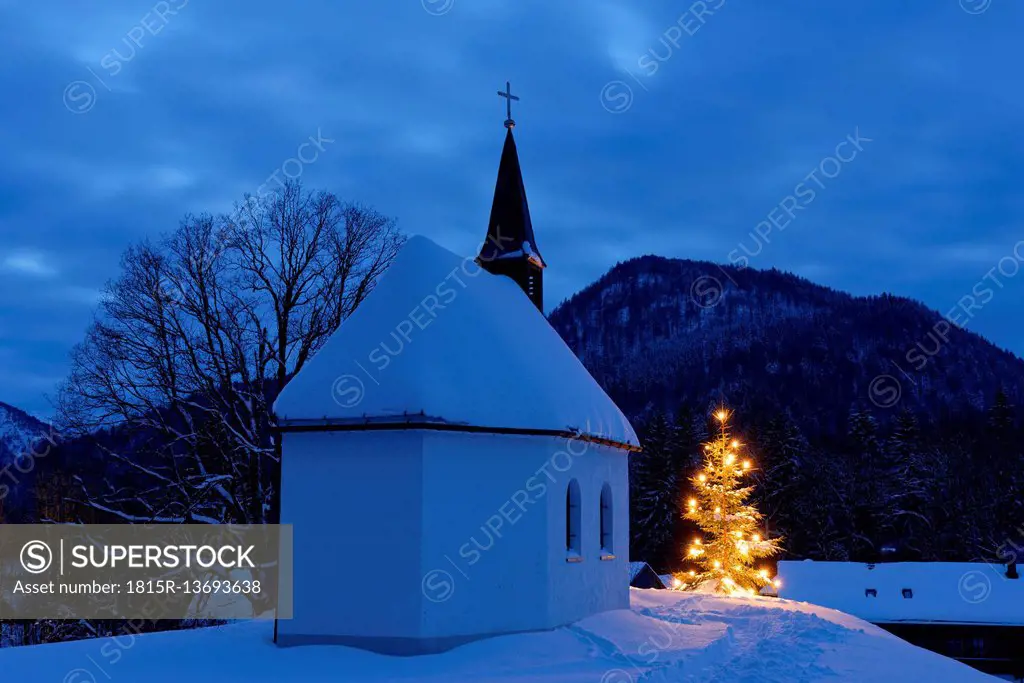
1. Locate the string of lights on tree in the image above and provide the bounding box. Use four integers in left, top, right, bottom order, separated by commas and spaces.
676, 408, 782, 595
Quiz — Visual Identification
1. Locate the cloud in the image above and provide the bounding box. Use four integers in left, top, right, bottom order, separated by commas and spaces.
51, 285, 105, 306
925, 243, 1012, 267
589, 1, 658, 74
15, 153, 197, 201
1, 249, 57, 278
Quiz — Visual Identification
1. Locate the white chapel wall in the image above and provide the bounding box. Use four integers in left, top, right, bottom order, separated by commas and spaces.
419, 431, 551, 639
278, 430, 425, 641
545, 441, 630, 627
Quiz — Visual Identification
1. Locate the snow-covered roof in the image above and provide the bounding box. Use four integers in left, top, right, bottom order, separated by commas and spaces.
628, 562, 651, 582
777, 560, 1024, 626
627, 562, 669, 588
274, 236, 638, 448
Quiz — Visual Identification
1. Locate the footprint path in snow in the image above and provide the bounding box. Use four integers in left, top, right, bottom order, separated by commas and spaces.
638, 596, 853, 682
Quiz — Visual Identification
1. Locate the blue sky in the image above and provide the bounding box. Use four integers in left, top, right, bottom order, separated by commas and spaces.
1, 0, 1021, 417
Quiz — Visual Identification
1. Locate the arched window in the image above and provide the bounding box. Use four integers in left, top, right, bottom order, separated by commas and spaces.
600, 483, 613, 555
566, 479, 581, 557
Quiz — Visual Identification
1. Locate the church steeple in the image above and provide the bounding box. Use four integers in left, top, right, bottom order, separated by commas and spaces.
478, 82, 546, 312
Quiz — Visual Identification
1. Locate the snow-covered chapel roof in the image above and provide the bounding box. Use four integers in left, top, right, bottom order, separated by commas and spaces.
274, 236, 638, 449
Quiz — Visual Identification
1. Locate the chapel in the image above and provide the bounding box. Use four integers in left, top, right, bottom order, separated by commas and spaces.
273, 87, 639, 654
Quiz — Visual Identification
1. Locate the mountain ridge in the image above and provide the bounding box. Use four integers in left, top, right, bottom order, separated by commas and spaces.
549, 254, 1024, 432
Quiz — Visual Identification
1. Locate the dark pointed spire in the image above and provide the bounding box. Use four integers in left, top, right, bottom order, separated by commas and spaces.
478, 83, 546, 311
479, 128, 545, 267
478, 126, 546, 311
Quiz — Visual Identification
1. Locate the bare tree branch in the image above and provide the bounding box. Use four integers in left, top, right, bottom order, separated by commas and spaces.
56, 181, 404, 524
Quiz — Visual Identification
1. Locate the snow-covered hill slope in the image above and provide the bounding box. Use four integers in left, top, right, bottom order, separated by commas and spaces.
0, 401, 52, 465
0, 589, 994, 682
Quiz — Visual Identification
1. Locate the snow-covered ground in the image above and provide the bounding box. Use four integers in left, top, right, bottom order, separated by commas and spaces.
0, 589, 996, 682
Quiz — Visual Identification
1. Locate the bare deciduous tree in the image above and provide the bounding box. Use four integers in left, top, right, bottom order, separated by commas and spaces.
57, 182, 404, 524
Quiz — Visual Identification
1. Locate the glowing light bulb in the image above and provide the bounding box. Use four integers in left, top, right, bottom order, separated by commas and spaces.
672, 577, 683, 589
731, 439, 739, 448
753, 534, 761, 542
773, 579, 782, 588
689, 570, 696, 577
758, 569, 769, 579
688, 498, 697, 508
743, 460, 751, 469
716, 410, 728, 422
698, 474, 707, 483
713, 560, 721, 569
694, 538, 702, 545
714, 506, 721, 514
725, 453, 736, 465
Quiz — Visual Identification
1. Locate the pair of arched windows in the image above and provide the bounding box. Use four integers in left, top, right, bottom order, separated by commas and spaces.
565, 480, 613, 558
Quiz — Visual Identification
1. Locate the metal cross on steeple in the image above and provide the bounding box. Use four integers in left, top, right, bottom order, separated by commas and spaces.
497, 81, 519, 130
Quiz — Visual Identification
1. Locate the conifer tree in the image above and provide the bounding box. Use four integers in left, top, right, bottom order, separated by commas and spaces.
846, 407, 889, 558
670, 404, 705, 565
986, 390, 1024, 540
889, 408, 932, 558
680, 408, 781, 593
754, 412, 807, 540
630, 413, 678, 565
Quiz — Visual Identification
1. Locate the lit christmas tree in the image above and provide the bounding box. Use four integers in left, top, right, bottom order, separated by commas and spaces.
679, 408, 782, 594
